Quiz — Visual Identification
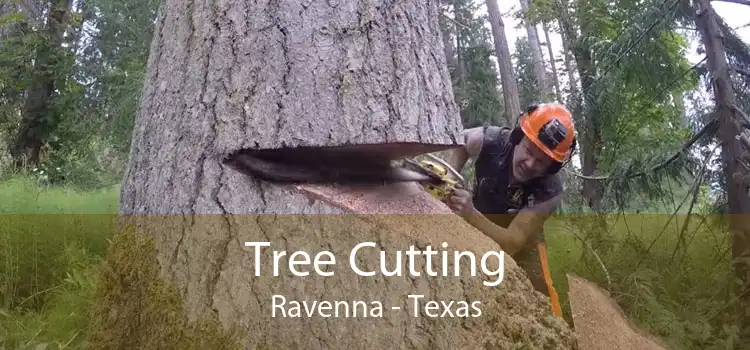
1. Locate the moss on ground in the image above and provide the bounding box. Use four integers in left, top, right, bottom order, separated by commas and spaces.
86, 223, 243, 350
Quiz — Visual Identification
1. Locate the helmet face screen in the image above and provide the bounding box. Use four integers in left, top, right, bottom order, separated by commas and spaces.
537, 118, 568, 151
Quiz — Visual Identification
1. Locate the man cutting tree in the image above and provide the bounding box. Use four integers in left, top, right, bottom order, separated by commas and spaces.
443, 103, 577, 318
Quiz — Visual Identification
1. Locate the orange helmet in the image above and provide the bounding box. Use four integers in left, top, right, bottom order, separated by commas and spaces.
518, 103, 576, 163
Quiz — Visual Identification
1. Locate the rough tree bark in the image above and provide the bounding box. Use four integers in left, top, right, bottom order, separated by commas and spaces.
88, 0, 576, 349
485, 0, 522, 124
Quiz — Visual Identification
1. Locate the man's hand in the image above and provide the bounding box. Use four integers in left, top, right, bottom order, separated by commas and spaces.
446, 188, 474, 215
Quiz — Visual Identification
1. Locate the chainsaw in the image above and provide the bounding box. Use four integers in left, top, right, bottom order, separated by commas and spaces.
223, 146, 466, 202
397, 154, 465, 201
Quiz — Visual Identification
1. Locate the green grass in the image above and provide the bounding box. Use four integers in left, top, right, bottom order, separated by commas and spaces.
0, 176, 743, 349
0, 177, 119, 214
0, 176, 119, 349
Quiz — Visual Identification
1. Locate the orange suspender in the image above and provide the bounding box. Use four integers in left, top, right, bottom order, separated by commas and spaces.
537, 242, 562, 318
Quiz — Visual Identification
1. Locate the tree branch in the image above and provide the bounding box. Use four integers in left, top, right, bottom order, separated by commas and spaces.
440, 12, 470, 30
733, 105, 750, 127
731, 66, 750, 78
711, 0, 750, 6
731, 106, 750, 149
738, 133, 750, 150
565, 119, 718, 181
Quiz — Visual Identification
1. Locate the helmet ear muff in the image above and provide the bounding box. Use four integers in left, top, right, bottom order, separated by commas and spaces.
525, 104, 540, 116
510, 126, 523, 145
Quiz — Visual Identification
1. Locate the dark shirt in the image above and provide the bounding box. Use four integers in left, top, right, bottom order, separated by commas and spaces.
471, 126, 563, 229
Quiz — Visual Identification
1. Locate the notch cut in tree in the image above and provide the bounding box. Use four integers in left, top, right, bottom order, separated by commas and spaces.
90, 0, 577, 349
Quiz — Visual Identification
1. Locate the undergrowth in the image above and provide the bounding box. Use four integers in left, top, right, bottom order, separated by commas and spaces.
0, 175, 743, 349
545, 214, 743, 350
0, 176, 118, 349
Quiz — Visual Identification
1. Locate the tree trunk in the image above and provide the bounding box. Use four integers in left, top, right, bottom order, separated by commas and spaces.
575, 51, 603, 213
438, 1, 457, 73
559, 24, 578, 101
542, 22, 563, 102
10, 0, 72, 168
89, 1, 577, 349
453, 0, 467, 88
555, 0, 602, 212
694, 0, 750, 335
519, 0, 550, 101
485, 0, 521, 125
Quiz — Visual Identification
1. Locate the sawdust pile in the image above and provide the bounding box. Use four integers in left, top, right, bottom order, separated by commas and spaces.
567, 274, 668, 350
223, 182, 577, 349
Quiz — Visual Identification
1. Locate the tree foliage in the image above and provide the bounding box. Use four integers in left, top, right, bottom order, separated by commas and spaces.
0, 0, 158, 187
443, 0, 505, 127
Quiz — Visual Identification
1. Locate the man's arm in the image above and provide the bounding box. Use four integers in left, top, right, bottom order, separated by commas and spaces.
444, 127, 484, 175
458, 207, 529, 255
463, 194, 560, 255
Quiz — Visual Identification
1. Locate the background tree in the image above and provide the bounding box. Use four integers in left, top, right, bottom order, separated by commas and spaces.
692, 0, 750, 338
485, 0, 522, 124
444, 0, 505, 127
517, 0, 552, 101
513, 37, 542, 108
